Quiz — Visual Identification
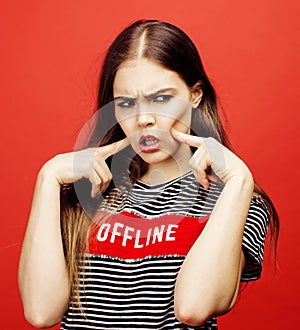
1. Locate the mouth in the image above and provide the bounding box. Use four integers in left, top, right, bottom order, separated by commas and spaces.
138, 135, 160, 153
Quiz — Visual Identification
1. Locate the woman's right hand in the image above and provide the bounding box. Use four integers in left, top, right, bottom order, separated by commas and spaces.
41, 137, 129, 197
18, 137, 129, 328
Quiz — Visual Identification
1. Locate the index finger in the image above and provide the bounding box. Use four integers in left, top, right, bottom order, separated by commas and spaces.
101, 137, 130, 159
171, 128, 202, 148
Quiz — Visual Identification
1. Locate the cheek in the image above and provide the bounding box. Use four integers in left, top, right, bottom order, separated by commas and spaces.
170, 109, 192, 133
118, 119, 139, 146
116, 114, 133, 135
164, 101, 192, 130
172, 121, 190, 135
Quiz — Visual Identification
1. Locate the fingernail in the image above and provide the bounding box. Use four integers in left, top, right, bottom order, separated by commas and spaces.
91, 189, 98, 198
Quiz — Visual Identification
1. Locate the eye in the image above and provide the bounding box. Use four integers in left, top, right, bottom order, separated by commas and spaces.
116, 99, 136, 108
153, 95, 172, 103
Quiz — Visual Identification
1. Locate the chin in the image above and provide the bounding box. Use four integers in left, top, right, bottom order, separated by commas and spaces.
139, 150, 174, 165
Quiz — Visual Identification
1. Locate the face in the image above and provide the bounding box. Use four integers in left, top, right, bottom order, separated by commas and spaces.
113, 58, 202, 176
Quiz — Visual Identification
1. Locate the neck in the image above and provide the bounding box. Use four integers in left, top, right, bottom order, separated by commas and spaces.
140, 145, 193, 185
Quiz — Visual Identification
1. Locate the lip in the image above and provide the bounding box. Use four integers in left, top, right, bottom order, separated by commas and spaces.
138, 135, 160, 153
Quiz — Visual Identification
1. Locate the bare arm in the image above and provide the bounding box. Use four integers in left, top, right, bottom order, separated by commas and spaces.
18, 167, 70, 328
18, 138, 129, 328
172, 129, 254, 326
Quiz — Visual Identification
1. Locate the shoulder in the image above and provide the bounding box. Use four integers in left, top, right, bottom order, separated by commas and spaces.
249, 194, 270, 224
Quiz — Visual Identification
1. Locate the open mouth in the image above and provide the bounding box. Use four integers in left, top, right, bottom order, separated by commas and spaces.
139, 135, 160, 153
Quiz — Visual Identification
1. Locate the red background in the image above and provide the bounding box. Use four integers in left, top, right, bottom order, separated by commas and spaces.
0, 0, 299, 329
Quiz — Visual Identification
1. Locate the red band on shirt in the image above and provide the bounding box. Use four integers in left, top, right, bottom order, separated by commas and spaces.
89, 212, 209, 259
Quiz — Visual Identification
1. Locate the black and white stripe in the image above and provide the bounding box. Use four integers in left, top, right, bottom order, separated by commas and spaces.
61, 171, 269, 329
102, 171, 221, 219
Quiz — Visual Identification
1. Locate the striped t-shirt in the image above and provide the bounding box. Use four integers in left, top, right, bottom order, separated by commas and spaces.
61, 171, 269, 329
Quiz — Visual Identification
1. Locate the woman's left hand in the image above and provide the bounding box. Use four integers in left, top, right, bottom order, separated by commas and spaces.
171, 128, 253, 189
172, 128, 254, 324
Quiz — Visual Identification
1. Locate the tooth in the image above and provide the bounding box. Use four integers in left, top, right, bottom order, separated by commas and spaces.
146, 140, 153, 146
142, 137, 158, 146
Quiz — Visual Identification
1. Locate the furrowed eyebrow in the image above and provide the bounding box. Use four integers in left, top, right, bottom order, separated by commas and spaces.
143, 87, 177, 99
113, 96, 137, 101
114, 87, 177, 101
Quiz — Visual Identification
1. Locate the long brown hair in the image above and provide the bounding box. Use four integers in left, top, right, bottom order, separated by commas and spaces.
60, 19, 280, 305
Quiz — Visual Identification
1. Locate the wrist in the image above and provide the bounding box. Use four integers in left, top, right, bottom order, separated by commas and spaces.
226, 173, 254, 193
37, 160, 62, 190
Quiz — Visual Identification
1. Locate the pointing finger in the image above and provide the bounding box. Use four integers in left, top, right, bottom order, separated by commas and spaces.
101, 137, 130, 159
171, 128, 202, 148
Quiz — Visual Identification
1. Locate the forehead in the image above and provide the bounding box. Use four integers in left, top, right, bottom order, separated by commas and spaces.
113, 58, 188, 97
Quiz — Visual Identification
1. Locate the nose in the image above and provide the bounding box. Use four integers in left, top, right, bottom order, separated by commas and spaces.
137, 106, 155, 128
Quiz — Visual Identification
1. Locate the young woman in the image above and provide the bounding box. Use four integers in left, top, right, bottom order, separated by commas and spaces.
18, 20, 279, 329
